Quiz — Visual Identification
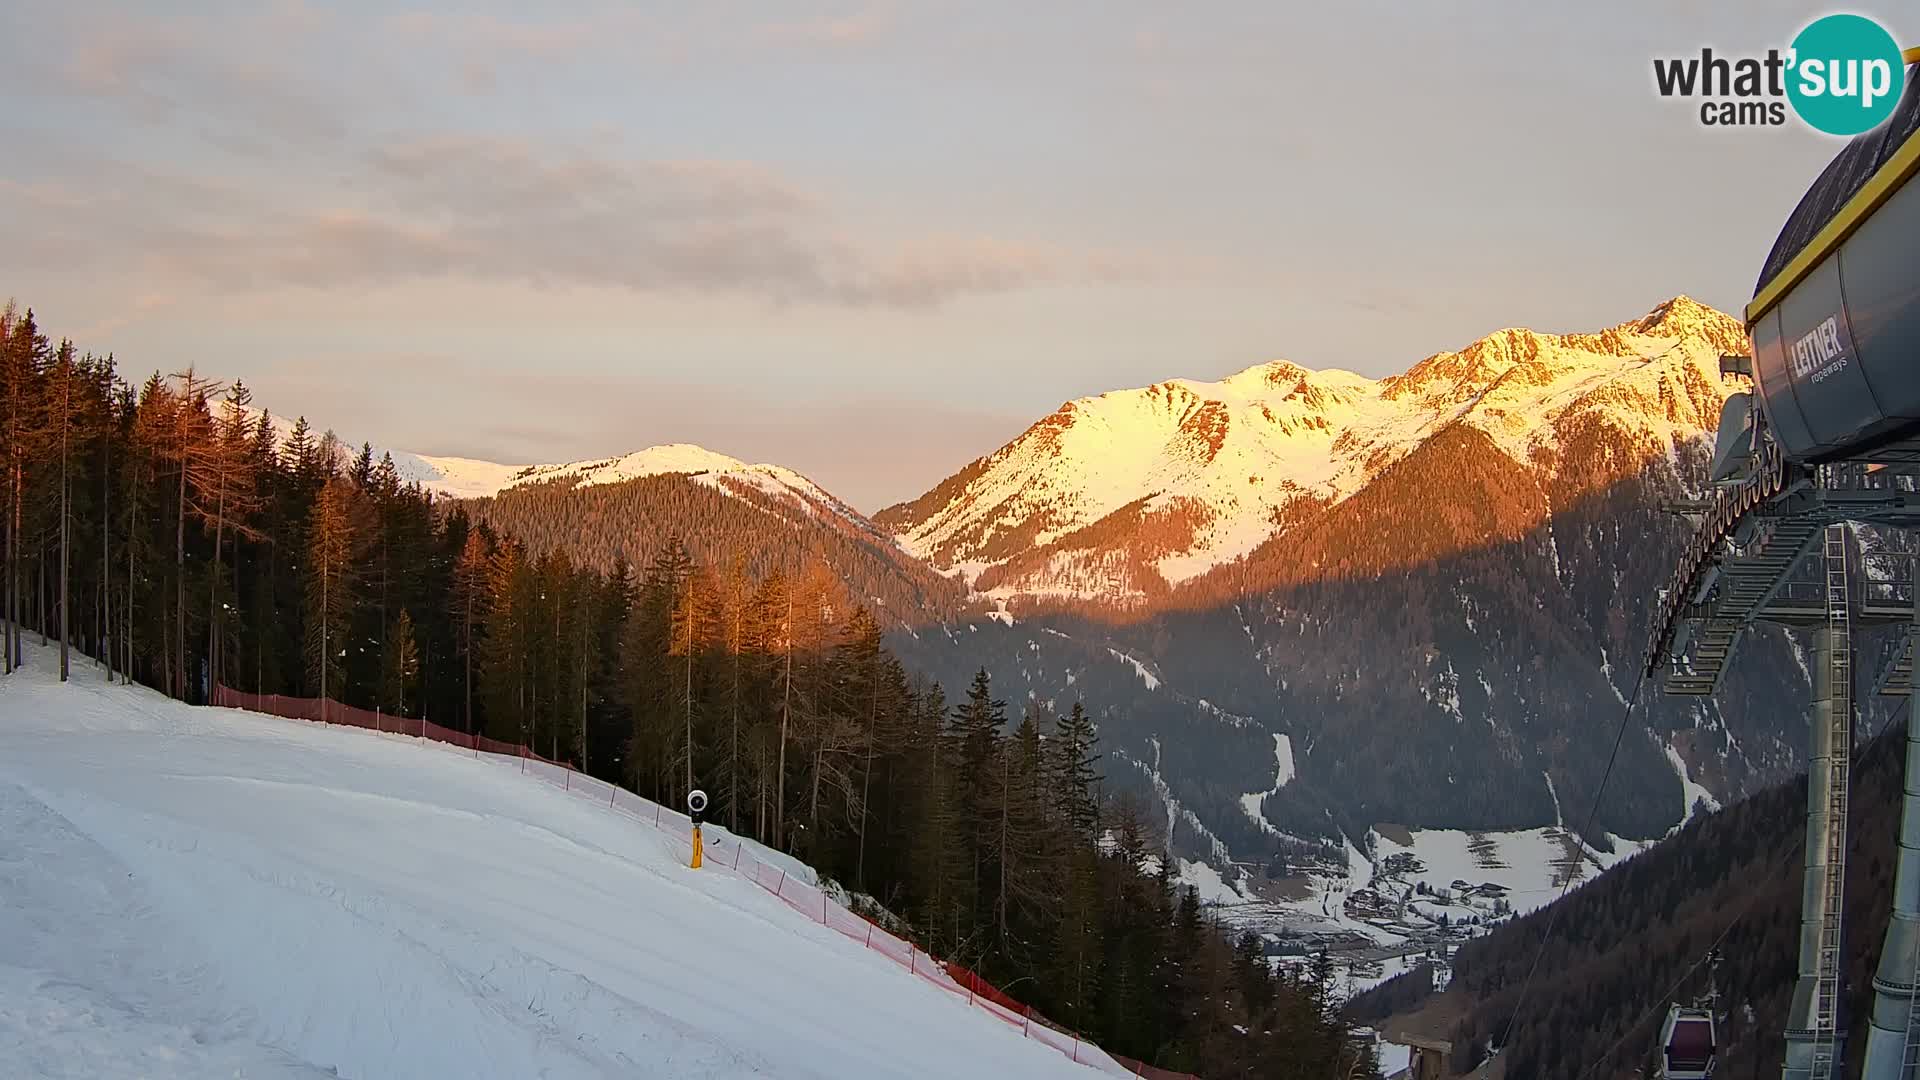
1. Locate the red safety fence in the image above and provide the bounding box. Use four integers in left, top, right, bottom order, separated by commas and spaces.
210, 685, 1197, 1080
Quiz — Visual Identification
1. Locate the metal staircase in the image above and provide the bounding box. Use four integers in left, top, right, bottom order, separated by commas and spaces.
1663, 511, 1824, 695
1811, 524, 1854, 1080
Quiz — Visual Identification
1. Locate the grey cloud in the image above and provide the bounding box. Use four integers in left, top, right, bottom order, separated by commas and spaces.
13, 133, 1088, 308
51, 5, 356, 151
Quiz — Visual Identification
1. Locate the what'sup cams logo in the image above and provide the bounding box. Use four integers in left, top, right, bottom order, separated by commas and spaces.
1654, 13, 1909, 135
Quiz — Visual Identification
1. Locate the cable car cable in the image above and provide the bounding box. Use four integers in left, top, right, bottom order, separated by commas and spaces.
1491, 663, 1651, 1067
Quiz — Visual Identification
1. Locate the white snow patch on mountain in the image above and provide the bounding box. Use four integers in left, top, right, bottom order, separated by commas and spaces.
1106, 649, 1161, 690
388, 453, 531, 499
1370, 828, 1571, 917
1237, 734, 1295, 837
1665, 742, 1722, 825
1175, 858, 1248, 906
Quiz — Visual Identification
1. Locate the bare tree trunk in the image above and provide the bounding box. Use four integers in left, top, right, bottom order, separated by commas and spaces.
101, 422, 111, 680
319, 546, 328, 718
579, 611, 589, 773
175, 454, 186, 700
553, 600, 561, 763
856, 655, 878, 891
809, 745, 822, 855
777, 593, 793, 848
12, 467, 21, 670
260, 540, 270, 695
730, 596, 741, 833
998, 750, 1010, 942
232, 525, 241, 695
5, 462, 15, 674
683, 583, 694, 801
124, 472, 135, 685
207, 480, 223, 696
463, 590, 472, 734
58, 373, 69, 680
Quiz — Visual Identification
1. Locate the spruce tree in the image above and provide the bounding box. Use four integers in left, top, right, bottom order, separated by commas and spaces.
381, 608, 419, 717
304, 476, 355, 711
450, 528, 489, 733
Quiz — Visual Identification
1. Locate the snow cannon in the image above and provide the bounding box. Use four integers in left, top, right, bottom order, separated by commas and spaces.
1740, 57, 1920, 466
687, 789, 707, 869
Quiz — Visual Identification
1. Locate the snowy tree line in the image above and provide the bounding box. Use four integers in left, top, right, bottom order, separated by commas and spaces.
0, 303, 1369, 1077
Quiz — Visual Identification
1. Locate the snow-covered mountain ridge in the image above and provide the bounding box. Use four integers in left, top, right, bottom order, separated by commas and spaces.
244, 403, 882, 544
240, 405, 841, 508
877, 296, 1747, 604
401, 443, 842, 506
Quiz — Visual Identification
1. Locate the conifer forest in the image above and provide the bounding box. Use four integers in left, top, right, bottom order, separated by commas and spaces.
0, 302, 1366, 1077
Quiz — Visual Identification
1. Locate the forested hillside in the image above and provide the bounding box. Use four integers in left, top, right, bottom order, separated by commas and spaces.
463, 469, 967, 626
0, 301, 1367, 1078
1348, 717, 1910, 1079
873, 299, 1819, 883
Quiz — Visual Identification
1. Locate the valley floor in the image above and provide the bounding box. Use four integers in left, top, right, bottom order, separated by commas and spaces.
0, 645, 1106, 1079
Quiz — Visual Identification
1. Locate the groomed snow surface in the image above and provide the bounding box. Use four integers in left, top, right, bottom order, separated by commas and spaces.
0, 646, 1115, 1079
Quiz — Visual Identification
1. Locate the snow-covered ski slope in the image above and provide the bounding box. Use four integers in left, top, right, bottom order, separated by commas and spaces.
0, 648, 1116, 1079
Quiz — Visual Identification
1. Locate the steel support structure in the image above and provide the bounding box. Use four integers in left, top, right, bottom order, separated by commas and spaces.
1784, 525, 1855, 1080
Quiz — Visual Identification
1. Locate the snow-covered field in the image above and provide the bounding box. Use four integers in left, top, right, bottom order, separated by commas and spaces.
0, 647, 1109, 1079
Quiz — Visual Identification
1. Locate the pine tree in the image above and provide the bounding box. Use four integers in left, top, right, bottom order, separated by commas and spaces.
479, 539, 532, 742
951, 667, 1005, 942
48, 340, 79, 680
0, 306, 50, 672
163, 368, 219, 700
989, 707, 1061, 963
624, 539, 690, 798
381, 608, 420, 717
717, 554, 752, 832
1052, 701, 1101, 843
450, 527, 488, 733
191, 380, 264, 694
835, 605, 888, 890
305, 476, 354, 710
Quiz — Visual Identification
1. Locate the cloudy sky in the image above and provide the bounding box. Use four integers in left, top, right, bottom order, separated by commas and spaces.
0, 1, 1905, 509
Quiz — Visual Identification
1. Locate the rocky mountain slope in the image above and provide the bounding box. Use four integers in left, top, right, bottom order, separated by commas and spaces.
879, 297, 1747, 607
884, 298, 1825, 887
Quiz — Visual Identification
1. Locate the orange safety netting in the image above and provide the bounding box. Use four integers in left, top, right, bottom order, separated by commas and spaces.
211, 685, 1197, 1080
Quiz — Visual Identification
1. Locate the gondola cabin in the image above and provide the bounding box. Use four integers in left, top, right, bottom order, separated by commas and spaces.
1659, 1006, 1716, 1079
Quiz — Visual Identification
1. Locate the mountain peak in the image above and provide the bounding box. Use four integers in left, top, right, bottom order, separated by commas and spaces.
1221, 359, 1312, 391
1630, 294, 1748, 354
889, 296, 1746, 603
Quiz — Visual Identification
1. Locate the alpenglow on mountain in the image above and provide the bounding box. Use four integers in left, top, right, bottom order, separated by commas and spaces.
878, 296, 1748, 606
879, 295, 1828, 910
345, 297, 1807, 893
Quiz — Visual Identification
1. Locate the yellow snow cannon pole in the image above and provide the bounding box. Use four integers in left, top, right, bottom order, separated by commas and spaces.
687, 788, 708, 870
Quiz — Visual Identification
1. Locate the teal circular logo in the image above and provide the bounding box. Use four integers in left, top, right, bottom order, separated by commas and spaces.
1786, 15, 1906, 136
